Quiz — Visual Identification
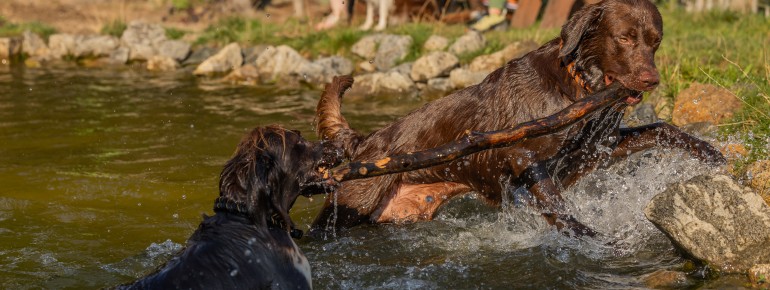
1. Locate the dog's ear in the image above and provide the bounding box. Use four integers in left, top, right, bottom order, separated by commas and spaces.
559, 2, 604, 64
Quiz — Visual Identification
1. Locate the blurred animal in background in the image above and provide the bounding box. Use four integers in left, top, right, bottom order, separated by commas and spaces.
359, 0, 395, 30
119, 126, 341, 290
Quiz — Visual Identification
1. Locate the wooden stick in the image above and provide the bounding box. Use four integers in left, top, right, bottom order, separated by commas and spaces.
323, 82, 629, 183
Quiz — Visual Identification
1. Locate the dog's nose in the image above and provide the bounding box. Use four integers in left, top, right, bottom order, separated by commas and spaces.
639, 70, 660, 90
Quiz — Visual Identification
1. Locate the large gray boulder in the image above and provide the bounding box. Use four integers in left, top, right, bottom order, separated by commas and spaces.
147, 55, 180, 71
449, 68, 488, 89
644, 174, 770, 273
423, 35, 449, 52
193, 43, 243, 75
410, 51, 459, 82
73, 35, 120, 58
469, 40, 538, 73
120, 21, 167, 61
374, 34, 412, 71
351, 34, 384, 59
108, 46, 130, 65
314, 56, 353, 76
351, 71, 415, 95
0, 37, 22, 61
22, 31, 49, 57
254, 45, 309, 82
183, 47, 217, 66
449, 31, 485, 55
350, 34, 412, 71
158, 40, 191, 62
48, 34, 77, 59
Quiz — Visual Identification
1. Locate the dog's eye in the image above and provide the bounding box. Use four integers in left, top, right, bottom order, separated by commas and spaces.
618, 37, 632, 45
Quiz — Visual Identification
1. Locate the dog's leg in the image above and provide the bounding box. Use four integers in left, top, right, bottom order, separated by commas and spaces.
374, 0, 392, 31
374, 182, 471, 223
520, 162, 597, 237
360, 0, 375, 30
292, 0, 305, 19
611, 123, 726, 165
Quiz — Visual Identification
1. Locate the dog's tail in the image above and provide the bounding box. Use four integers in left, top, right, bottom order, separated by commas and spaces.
315, 75, 362, 158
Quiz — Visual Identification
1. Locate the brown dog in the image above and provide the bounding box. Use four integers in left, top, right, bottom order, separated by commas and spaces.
313, 0, 725, 237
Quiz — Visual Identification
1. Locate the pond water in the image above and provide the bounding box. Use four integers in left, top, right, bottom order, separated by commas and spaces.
0, 65, 743, 289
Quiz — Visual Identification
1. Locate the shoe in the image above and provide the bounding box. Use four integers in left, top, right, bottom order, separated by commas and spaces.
470, 13, 506, 32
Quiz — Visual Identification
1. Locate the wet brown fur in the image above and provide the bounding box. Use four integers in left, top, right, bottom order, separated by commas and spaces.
312, 0, 726, 235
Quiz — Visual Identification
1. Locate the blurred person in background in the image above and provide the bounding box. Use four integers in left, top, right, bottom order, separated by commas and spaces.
470, 0, 517, 31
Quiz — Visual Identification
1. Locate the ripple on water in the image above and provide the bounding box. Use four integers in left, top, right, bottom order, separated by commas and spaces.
101, 239, 183, 277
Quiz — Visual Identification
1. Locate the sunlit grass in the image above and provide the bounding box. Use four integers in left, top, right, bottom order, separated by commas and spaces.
654, 7, 770, 170
0, 16, 56, 38
101, 20, 127, 37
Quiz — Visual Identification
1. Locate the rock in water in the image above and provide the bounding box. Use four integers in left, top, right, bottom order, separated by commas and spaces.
672, 83, 741, 126
193, 43, 243, 76
448, 31, 485, 55
423, 35, 449, 52
374, 35, 412, 71
120, 21, 167, 61
644, 174, 770, 273
0, 37, 22, 62
410, 51, 459, 82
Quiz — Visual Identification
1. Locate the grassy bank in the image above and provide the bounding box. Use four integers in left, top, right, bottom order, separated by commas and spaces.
654, 8, 770, 171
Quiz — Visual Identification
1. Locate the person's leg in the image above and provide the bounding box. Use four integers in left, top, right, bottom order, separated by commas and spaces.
316, 0, 345, 30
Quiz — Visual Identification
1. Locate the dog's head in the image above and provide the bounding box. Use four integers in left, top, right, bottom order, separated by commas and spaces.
218, 125, 341, 229
559, 0, 662, 105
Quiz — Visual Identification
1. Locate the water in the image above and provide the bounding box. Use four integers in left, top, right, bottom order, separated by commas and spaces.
0, 65, 739, 288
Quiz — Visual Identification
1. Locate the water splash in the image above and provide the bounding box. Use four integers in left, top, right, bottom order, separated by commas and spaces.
306, 148, 721, 288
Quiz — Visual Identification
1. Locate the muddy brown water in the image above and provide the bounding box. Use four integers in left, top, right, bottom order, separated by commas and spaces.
0, 66, 746, 289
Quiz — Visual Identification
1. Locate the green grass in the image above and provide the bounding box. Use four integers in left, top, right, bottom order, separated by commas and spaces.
165, 27, 187, 40
195, 17, 368, 58
654, 7, 770, 171
0, 16, 56, 38
101, 20, 127, 37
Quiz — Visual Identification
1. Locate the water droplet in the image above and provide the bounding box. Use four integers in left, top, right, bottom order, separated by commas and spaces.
425, 196, 434, 203
244, 249, 252, 256
230, 269, 239, 276
182, 194, 187, 199
137, 202, 142, 206
189, 124, 194, 128
172, 213, 179, 219
369, 59, 374, 64
29, 88, 32, 91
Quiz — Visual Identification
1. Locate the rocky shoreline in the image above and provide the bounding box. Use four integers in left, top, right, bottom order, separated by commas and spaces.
1, 21, 540, 97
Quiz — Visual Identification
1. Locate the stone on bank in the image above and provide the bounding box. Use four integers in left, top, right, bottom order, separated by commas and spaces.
644, 174, 770, 273
193, 42, 243, 76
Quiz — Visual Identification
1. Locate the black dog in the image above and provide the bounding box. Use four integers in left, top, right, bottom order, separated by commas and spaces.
120, 125, 340, 290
